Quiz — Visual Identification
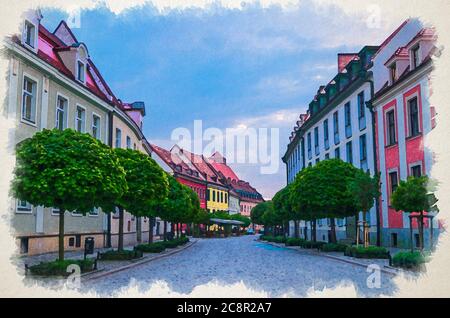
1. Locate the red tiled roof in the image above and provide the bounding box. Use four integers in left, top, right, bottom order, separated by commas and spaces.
150, 144, 206, 183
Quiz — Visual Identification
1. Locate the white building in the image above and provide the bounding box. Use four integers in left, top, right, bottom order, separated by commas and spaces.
283, 45, 380, 244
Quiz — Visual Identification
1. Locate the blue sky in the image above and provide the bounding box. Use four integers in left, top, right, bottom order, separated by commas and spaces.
42, 1, 405, 198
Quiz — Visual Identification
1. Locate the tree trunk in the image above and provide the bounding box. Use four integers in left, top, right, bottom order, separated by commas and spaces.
312, 220, 317, 242
118, 206, 124, 251
58, 209, 65, 261
329, 218, 337, 243
163, 221, 167, 241
136, 216, 141, 243
285, 221, 289, 237
294, 220, 299, 238
304, 224, 308, 240
149, 217, 155, 244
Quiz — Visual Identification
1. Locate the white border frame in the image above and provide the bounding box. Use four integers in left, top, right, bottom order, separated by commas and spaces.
384, 105, 397, 146
404, 92, 421, 138
22, 19, 38, 53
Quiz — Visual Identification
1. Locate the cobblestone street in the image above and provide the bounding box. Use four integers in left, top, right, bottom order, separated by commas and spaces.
83, 235, 399, 297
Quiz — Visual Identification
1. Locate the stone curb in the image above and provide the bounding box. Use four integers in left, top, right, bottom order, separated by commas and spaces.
83, 239, 198, 282
258, 239, 399, 276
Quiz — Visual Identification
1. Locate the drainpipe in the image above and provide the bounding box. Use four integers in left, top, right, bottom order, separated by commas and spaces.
363, 72, 381, 247
106, 110, 114, 248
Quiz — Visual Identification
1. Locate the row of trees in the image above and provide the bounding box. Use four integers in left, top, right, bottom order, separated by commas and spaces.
11, 129, 234, 261
252, 158, 438, 250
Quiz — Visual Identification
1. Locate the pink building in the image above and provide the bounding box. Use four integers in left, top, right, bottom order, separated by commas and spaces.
371, 20, 441, 249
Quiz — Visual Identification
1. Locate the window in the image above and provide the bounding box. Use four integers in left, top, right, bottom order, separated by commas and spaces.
225, 193, 228, 204
24, 20, 35, 48
68, 237, 75, 247
334, 147, 340, 159
411, 164, 422, 177
346, 141, 353, 164
133, 143, 137, 150
386, 110, 396, 146
314, 127, 319, 155
89, 207, 99, 216
17, 200, 32, 213
408, 97, 420, 137
115, 128, 122, 148
389, 171, 398, 194
325, 153, 330, 160
337, 218, 345, 227
414, 233, 420, 248
213, 190, 216, 202
389, 63, 396, 83
56, 95, 68, 130
77, 61, 85, 83
333, 111, 340, 144
323, 119, 329, 149
412, 45, 420, 69
307, 132, 312, 159
21, 76, 37, 123
315, 158, 320, 164
358, 91, 366, 130
344, 102, 352, 138
126, 136, 132, 149
360, 134, 367, 170
92, 114, 101, 140
75, 106, 86, 133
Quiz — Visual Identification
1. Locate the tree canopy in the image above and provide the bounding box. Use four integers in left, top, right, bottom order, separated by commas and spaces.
12, 129, 127, 214
251, 201, 270, 225
391, 176, 438, 214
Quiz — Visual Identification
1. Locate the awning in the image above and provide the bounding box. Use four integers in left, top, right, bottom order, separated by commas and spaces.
210, 218, 244, 225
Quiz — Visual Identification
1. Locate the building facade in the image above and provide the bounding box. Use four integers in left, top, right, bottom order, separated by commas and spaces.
370, 21, 440, 249
5, 10, 156, 255
283, 45, 380, 244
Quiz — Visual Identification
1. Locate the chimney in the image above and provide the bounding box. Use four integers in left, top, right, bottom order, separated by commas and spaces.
338, 53, 358, 73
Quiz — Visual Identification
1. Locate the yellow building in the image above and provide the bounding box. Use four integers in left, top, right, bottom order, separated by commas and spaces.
207, 186, 229, 212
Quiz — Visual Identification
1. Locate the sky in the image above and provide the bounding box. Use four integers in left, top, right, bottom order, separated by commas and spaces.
41, 1, 406, 199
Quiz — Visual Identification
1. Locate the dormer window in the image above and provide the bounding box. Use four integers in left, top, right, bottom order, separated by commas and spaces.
77, 60, 85, 83
412, 45, 420, 69
23, 20, 36, 49
389, 63, 397, 83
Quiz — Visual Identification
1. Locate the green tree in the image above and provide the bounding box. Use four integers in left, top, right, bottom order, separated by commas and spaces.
153, 175, 191, 241
12, 129, 127, 260
349, 170, 380, 247
114, 148, 168, 251
391, 176, 438, 250
251, 201, 269, 226
272, 184, 295, 237
291, 159, 360, 243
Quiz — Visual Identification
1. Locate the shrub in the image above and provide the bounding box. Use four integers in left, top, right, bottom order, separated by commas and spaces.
285, 238, 305, 246
272, 236, 287, 244
28, 259, 95, 277
344, 246, 389, 259
135, 242, 166, 253
320, 243, 348, 252
392, 251, 428, 270
298, 240, 327, 249
99, 249, 143, 260
162, 237, 189, 248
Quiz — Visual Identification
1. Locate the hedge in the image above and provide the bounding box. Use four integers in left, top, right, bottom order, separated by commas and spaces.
98, 249, 143, 260
285, 238, 305, 246
28, 259, 95, 277
320, 243, 349, 252
299, 240, 327, 249
135, 242, 166, 253
392, 251, 428, 270
260, 235, 287, 244
344, 246, 390, 259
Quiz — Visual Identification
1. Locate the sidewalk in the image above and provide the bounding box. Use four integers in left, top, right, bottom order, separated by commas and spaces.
258, 239, 416, 277
14, 238, 198, 280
